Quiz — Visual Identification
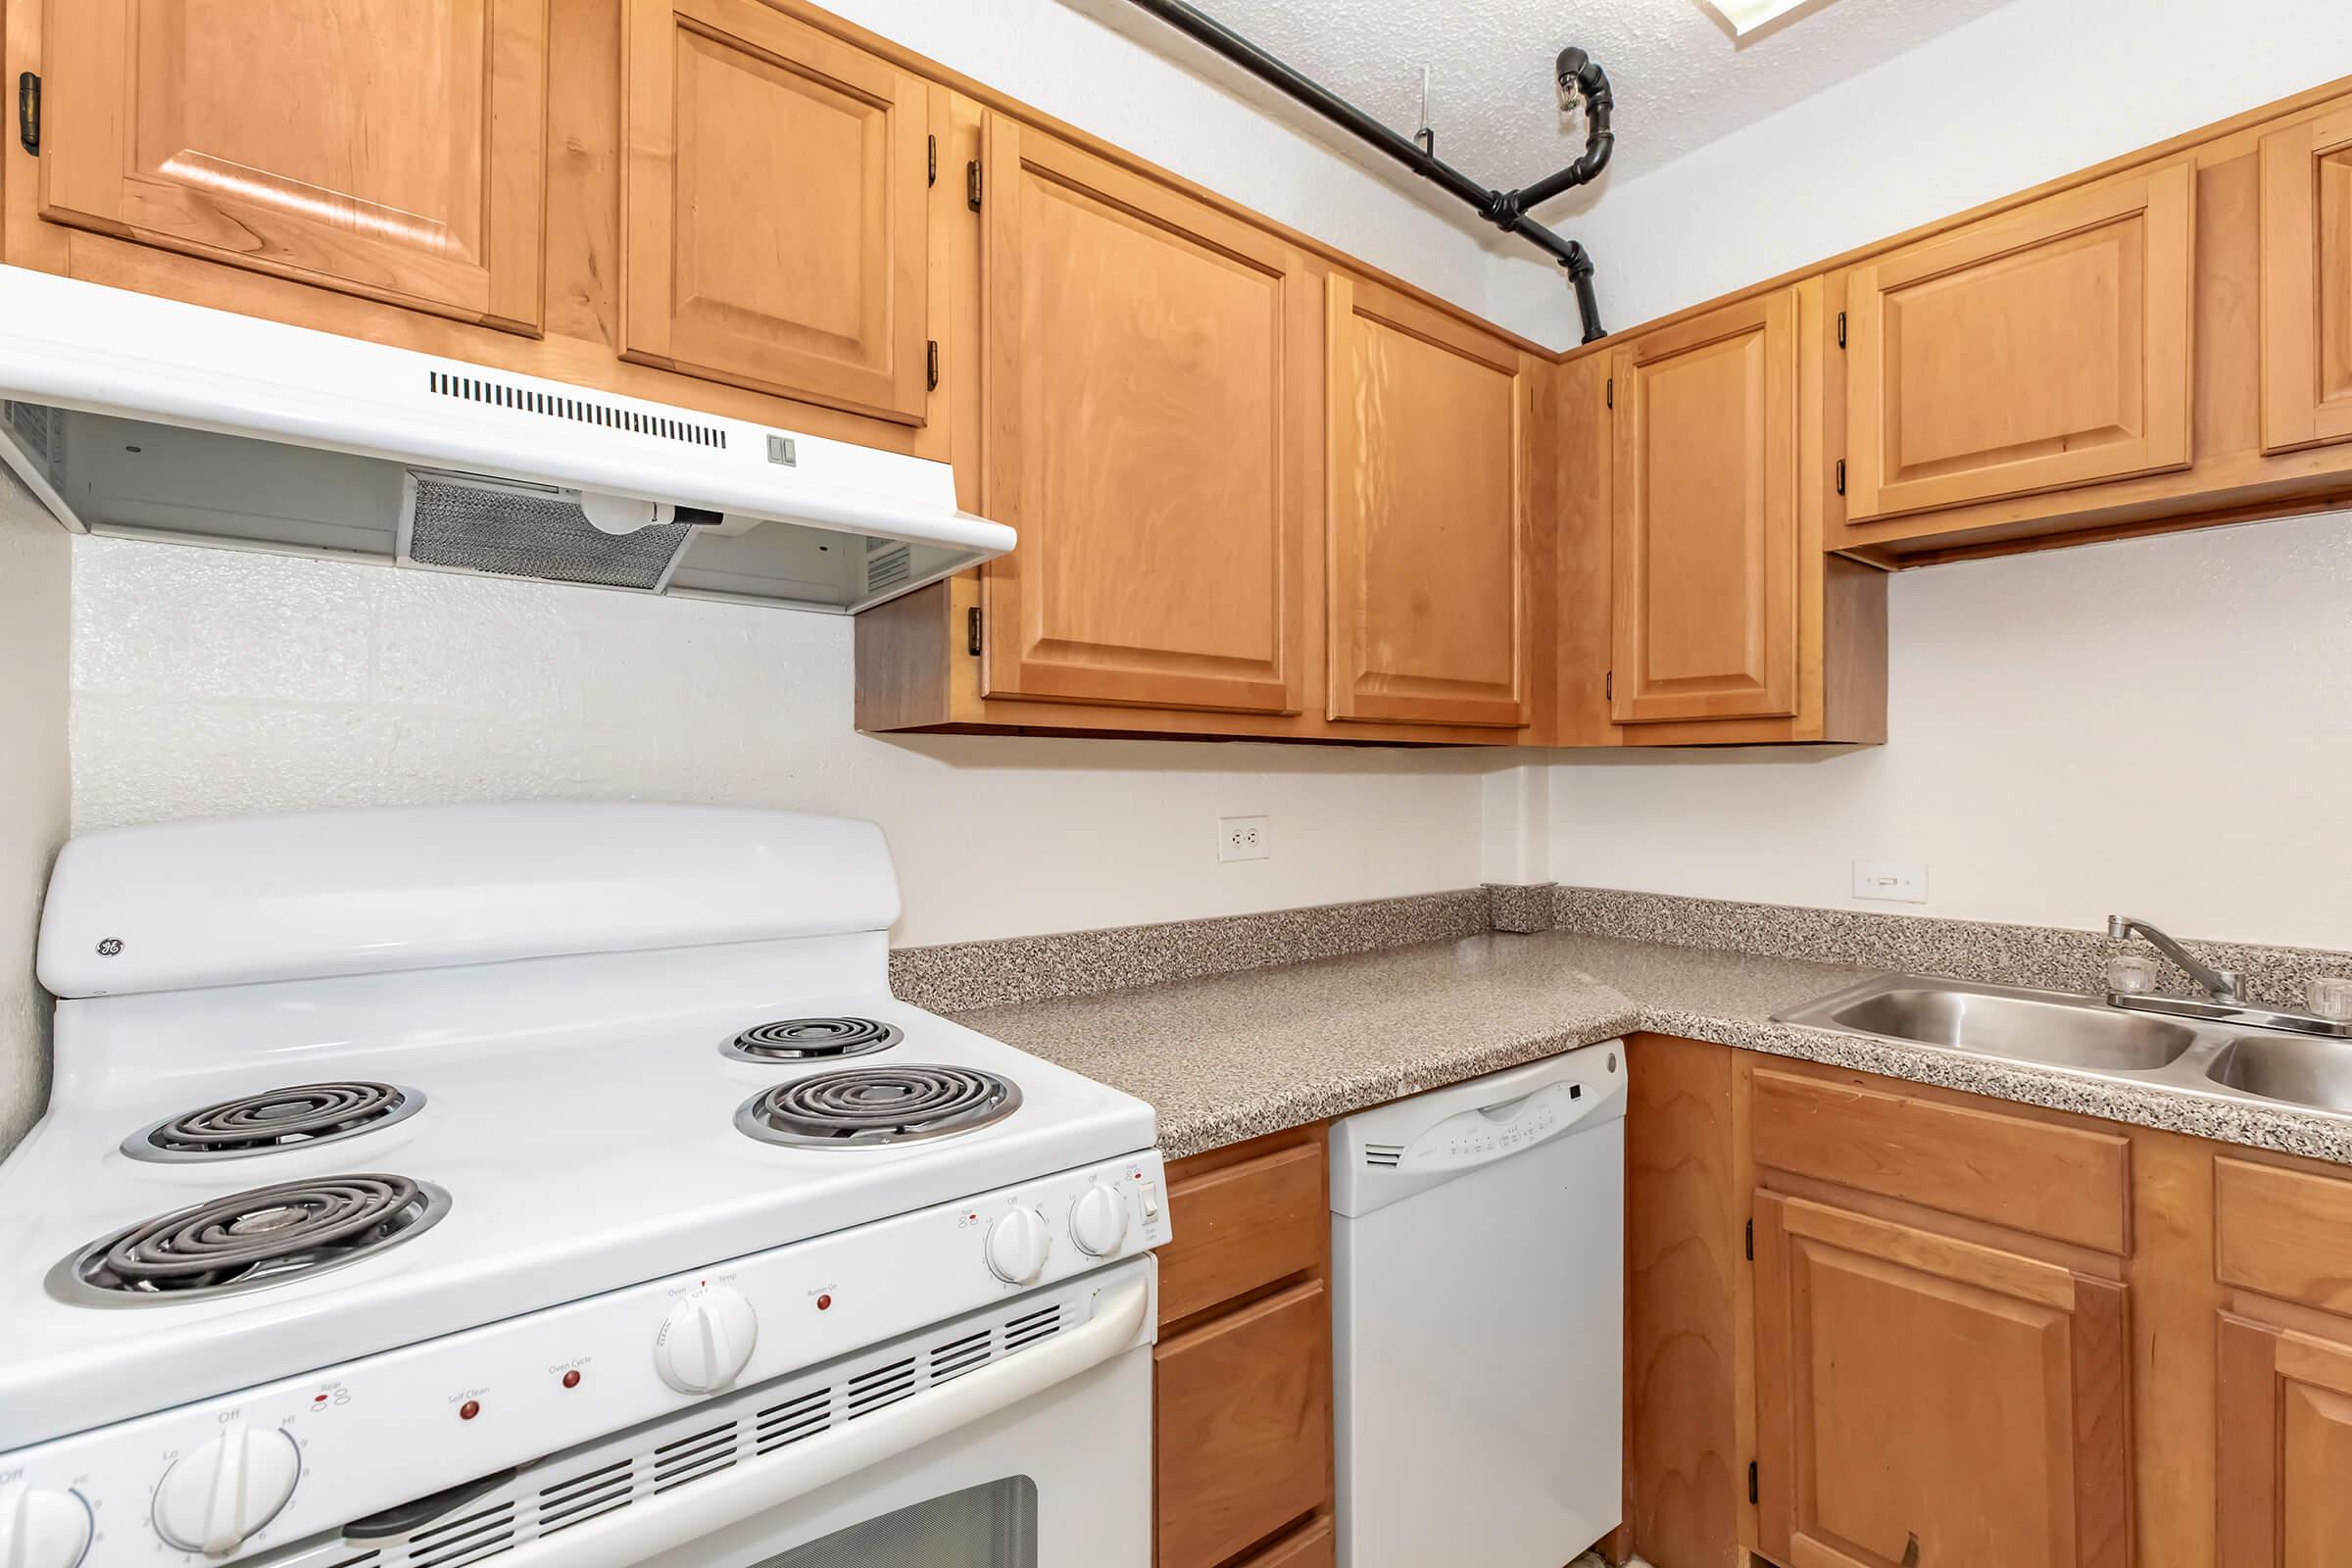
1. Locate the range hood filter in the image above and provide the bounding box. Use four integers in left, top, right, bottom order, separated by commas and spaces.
399, 472, 710, 593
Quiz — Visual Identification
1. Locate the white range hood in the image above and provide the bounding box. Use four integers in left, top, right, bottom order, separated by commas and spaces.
0, 267, 1011, 612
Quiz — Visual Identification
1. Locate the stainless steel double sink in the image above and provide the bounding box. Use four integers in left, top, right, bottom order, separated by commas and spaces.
1774, 972, 2352, 1116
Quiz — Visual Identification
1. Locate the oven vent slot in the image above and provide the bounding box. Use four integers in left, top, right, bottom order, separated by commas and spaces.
425, 370, 728, 449
405, 1503, 515, 1568
929, 1327, 993, 1383
754, 1386, 834, 1452
326, 1553, 381, 1568
845, 1355, 919, 1419
1004, 1304, 1062, 1350
651, 1419, 740, 1492
1364, 1143, 1405, 1168
534, 1458, 633, 1536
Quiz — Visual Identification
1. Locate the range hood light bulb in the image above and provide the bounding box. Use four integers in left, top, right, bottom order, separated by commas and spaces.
576, 491, 676, 536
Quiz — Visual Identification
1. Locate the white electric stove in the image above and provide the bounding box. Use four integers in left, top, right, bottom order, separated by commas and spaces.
0, 804, 1165, 1568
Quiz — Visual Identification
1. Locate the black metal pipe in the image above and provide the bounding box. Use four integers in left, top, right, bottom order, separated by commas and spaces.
1118, 0, 1609, 343
1509, 48, 1615, 215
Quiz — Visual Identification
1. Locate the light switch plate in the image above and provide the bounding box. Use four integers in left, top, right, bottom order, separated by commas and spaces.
1853, 860, 1928, 903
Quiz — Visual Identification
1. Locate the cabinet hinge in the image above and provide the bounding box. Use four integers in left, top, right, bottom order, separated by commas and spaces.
1604, 376, 1613, 411
966, 160, 983, 213
1744, 1217, 1754, 1260
1837, 310, 1847, 349
1748, 1462, 1759, 1505
966, 606, 983, 658
1836, 459, 1847, 497
927, 134, 937, 187
16, 72, 37, 157
926, 340, 940, 391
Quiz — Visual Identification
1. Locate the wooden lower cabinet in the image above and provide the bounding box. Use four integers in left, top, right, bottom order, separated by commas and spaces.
1154, 1126, 1335, 1568
1622, 1035, 2352, 1568
2216, 1314, 2352, 1566
1751, 1194, 2132, 1568
1156, 1282, 1332, 1568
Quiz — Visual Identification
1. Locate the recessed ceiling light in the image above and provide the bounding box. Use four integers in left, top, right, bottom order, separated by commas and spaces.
1698, 0, 1814, 35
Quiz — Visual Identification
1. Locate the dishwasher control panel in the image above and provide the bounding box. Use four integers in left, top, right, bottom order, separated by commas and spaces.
1327, 1040, 1626, 1215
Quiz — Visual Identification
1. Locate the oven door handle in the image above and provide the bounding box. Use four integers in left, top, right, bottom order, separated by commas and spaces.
479, 1272, 1152, 1568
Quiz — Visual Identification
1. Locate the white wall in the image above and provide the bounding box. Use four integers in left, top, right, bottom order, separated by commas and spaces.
1542, 0, 2352, 951
1555, 511, 2352, 951
829, 0, 1568, 344
1521, 0, 2352, 331
70, 538, 1497, 948
0, 471, 70, 1148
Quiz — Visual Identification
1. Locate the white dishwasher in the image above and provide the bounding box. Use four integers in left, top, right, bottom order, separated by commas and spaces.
1328, 1042, 1626, 1568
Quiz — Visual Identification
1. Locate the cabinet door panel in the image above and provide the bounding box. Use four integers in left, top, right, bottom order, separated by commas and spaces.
1610, 289, 1799, 724
1754, 1194, 2130, 1568
621, 0, 929, 421
2218, 1315, 2352, 1567
2260, 105, 2352, 453
1155, 1281, 1332, 1568
1845, 158, 2194, 519
981, 117, 1313, 714
41, 0, 546, 328
1327, 274, 1531, 727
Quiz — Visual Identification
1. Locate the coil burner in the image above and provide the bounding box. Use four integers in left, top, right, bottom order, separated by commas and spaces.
51, 1174, 451, 1305
721, 1017, 902, 1063
124, 1082, 423, 1163
735, 1065, 1021, 1150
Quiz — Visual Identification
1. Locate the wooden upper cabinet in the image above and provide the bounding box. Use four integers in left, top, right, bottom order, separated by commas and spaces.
620, 0, 930, 422
978, 117, 1314, 714
1608, 288, 1799, 724
2218, 1314, 2352, 1568
1843, 157, 2196, 520
1752, 1194, 2131, 1568
1327, 274, 1532, 728
38, 0, 548, 330
2260, 104, 2352, 454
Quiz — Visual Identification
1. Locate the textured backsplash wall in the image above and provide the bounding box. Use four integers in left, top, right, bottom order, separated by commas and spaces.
67, 537, 1505, 949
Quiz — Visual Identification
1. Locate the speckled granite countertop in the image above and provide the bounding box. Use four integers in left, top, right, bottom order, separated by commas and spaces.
954, 931, 2352, 1164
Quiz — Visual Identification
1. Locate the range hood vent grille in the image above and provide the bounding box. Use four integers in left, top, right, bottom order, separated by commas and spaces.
400, 473, 699, 592
424, 370, 728, 450
862, 539, 911, 596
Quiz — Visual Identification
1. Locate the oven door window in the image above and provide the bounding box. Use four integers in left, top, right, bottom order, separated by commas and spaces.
755, 1477, 1038, 1567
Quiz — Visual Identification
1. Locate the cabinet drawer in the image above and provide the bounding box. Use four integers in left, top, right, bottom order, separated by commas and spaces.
2216, 1156, 2352, 1312
1154, 1281, 1333, 1568
1157, 1140, 1325, 1325
1751, 1069, 2131, 1253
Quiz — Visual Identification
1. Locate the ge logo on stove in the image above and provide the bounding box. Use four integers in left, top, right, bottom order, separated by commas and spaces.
96, 938, 123, 956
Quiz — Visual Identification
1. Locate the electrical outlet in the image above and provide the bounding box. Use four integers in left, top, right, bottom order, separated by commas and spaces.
1852, 860, 1928, 904
1217, 815, 1270, 863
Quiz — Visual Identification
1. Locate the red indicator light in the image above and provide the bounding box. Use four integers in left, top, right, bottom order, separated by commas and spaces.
459, 1399, 480, 1421
312, 1394, 327, 1404
561, 1370, 581, 1390
815, 1294, 832, 1311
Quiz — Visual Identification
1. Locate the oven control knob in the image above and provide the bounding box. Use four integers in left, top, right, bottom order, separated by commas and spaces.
0, 1483, 92, 1568
1068, 1183, 1129, 1257
655, 1284, 760, 1395
984, 1207, 1052, 1285
152, 1423, 300, 1555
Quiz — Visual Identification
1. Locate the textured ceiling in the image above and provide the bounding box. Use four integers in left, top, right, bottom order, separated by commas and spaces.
1083, 0, 2030, 217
